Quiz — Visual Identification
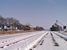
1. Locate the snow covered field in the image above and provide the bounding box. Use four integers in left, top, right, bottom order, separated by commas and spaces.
0, 31, 67, 50
34, 31, 67, 50
0, 31, 47, 50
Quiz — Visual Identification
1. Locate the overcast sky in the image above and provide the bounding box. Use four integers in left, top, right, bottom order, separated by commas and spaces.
0, 0, 67, 29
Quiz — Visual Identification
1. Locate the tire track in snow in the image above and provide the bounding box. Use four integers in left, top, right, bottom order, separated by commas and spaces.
50, 33, 59, 46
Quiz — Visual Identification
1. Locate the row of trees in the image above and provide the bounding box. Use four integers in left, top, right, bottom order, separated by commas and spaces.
34, 26, 44, 31
0, 16, 20, 31
17, 25, 44, 31
50, 23, 62, 31
0, 16, 44, 31
50, 23, 66, 31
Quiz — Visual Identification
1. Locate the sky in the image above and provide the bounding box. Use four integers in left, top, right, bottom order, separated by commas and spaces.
0, 0, 67, 29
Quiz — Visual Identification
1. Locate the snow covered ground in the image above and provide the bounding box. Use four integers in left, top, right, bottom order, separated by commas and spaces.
0, 31, 67, 50
0, 31, 47, 50
34, 31, 67, 50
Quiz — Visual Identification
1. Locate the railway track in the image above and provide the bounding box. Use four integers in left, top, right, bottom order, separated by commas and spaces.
0, 31, 47, 50
0, 31, 67, 50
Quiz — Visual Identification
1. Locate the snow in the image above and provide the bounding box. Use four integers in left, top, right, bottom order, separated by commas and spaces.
34, 31, 67, 50
0, 31, 67, 50
24, 31, 48, 50
0, 31, 46, 50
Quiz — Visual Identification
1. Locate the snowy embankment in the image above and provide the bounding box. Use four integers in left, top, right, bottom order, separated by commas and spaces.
24, 31, 48, 50
54, 32, 67, 41
0, 31, 46, 50
34, 32, 67, 50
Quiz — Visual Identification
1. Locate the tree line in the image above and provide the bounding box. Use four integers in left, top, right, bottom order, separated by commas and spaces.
0, 16, 44, 31
50, 23, 66, 31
